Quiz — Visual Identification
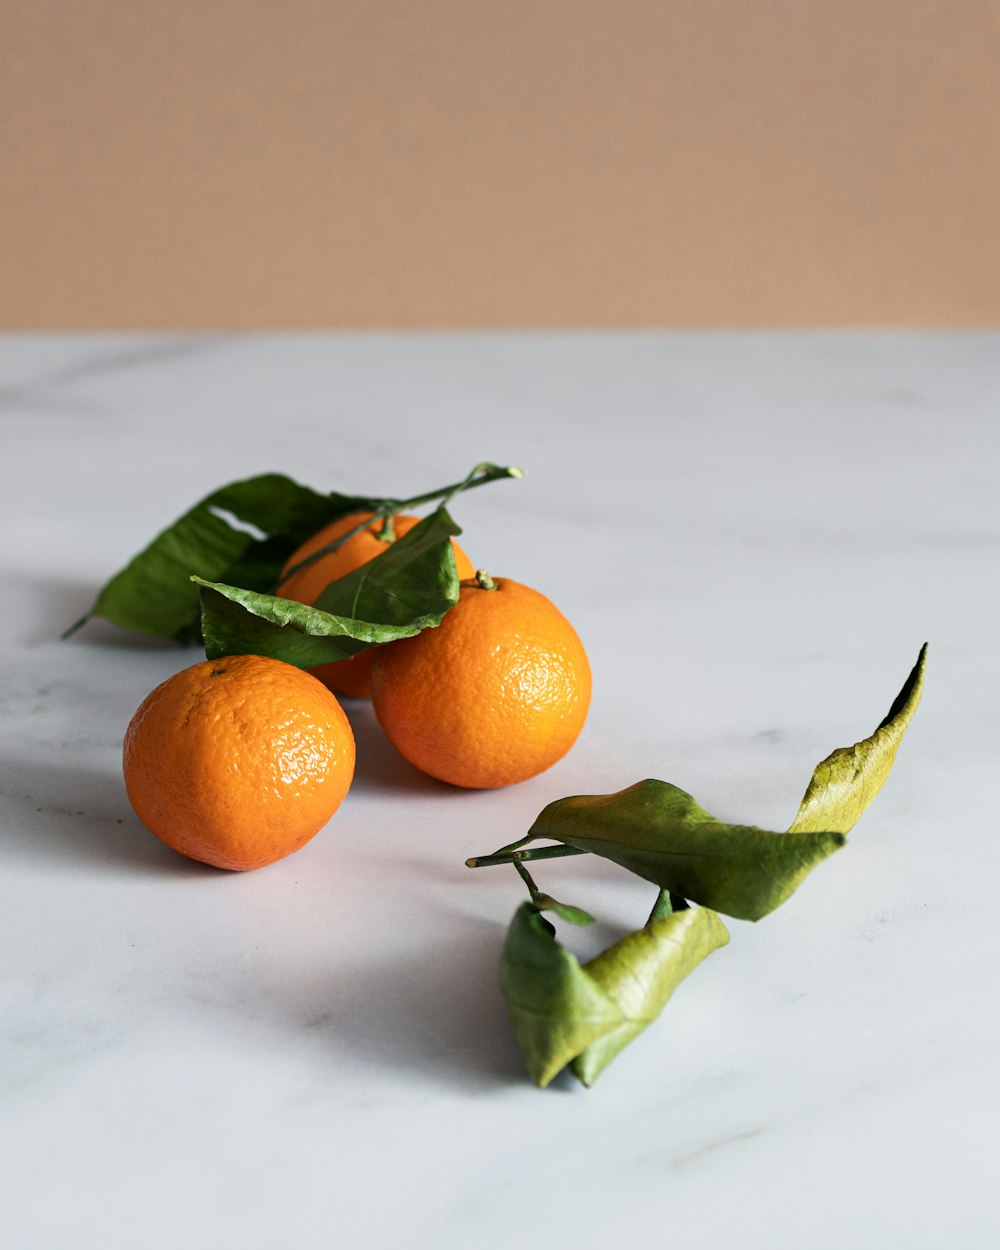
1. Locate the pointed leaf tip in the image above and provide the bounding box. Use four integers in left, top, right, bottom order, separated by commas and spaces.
70, 474, 375, 641
788, 644, 927, 836
523, 780, 845, 922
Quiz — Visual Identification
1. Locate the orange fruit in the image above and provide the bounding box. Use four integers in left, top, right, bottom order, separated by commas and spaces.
370, 574, 591, 789
278, 511, 476, 698
123, 654, 356, 870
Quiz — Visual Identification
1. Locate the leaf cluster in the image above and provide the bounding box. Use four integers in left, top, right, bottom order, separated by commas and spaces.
66, 465, 519, 665
483, 645, 927, 1087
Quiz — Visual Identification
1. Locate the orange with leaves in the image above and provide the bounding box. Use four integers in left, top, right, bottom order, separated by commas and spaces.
123, 655, 355, 870
371, 572, 591, 789
277, 511, 475, 698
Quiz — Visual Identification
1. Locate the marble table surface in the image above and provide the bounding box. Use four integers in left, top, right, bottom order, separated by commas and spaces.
2, 332, 997, 1249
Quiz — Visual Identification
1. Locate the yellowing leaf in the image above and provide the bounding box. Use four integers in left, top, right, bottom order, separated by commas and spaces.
499, 904, 624, 1088
523, 781, 844, 922
484, 645, 928, 1089
499, 894, 728, 1088
571, 900, 729, 1086
788, 644, 927, 835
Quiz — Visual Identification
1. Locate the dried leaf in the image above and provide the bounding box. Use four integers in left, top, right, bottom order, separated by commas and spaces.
499, 903, 624, 1088
571, 897, 729, 1086
524, 781, 844, 922
788, 644, 927, 834
500, 894, 728, 1087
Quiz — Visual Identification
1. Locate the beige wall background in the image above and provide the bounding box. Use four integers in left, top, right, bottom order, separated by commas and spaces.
2, 1, 999, 328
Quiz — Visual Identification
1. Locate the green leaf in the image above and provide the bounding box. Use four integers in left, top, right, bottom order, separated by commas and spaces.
788, 643, 927, 835
195, 583, 424, 666
571, 896, 730, 1086
491, 647, 928, 1087
69, 474, 375, 642
533, 895, 596, 926
196, 506, 463, 667
522, 780, 844, 922
499, 903, 626, 1088
499, 894, 728, 1088
313, 505, 462, 624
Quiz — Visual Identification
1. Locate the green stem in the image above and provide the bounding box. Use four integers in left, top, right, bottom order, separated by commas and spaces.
465, 844, 588, 870
418, 462, 523, 511
476, 831, 534, 859
512, 856, 544, 905
274, 509, 392, 590
274, 462, 521, 591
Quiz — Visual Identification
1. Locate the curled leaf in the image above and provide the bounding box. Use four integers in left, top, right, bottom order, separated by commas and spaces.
571, 896, 730, 1086
500, 893, 728, 1087
500, 903, 624, 1088
196, 583, 422, 666
788, 644, 927, 835
490, 647, 927, 1087
196, 507, 462, 667
523, 781, 844, 922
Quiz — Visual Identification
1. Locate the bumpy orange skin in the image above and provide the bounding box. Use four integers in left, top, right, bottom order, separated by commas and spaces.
123, 655, 356, 870
370, 577, 591, 789
278, 511, 475, 699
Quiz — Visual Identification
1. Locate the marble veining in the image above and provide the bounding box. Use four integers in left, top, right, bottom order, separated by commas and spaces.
1, 332, 997, 1250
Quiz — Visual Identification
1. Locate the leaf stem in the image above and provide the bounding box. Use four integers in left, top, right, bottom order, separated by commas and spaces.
511, 855, 596, 925
465, 844, 588, 869
274, 510, 393, 589
273, 462, 521, 591
413, 462, 523, 512
377, 511, 397, 543
61, 614, 90, 640
512, 856, 544, 904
